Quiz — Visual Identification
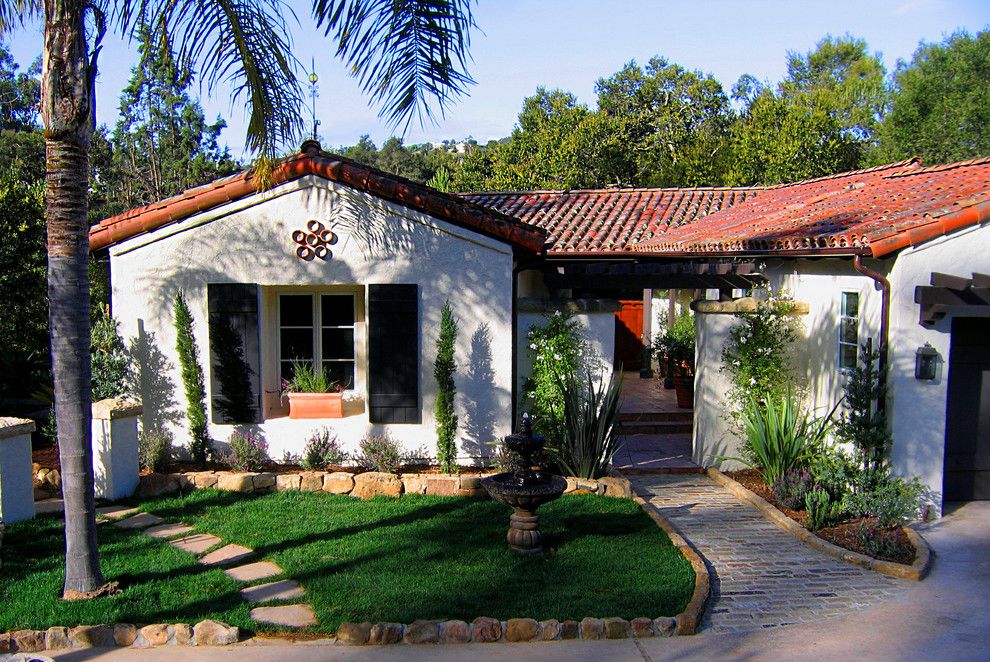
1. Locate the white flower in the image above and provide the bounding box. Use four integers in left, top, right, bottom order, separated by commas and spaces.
750, 377, 757, 385
733, 360, 741, 366
530, 343, 537, 350
740, 336, 747, 344
554, 310, 562, 317
553, 353, 562, 361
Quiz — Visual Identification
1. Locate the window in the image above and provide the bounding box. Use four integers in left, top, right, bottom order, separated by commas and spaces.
278, 293, 356, 389
839, 291, 859, 371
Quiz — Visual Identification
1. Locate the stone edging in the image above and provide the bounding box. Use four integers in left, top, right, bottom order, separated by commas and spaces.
0, 620, 239, 654
707, 468, 931, 581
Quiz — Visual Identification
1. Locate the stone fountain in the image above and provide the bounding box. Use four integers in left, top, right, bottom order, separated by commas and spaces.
481, 414, 567, 556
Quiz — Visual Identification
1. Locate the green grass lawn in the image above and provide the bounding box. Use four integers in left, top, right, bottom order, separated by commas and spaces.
0, 491, 694, 633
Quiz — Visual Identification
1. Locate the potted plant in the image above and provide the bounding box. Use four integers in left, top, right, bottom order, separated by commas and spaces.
655, 312, 695, 408
283, 361, 345, 419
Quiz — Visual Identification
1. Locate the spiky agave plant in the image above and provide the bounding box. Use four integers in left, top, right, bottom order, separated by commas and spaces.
549, 368, 624, 479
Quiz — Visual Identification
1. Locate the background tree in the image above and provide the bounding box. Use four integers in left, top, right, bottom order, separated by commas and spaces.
1, 0, 479, 596
875, 29, 990, 165
434, 300, 458, 473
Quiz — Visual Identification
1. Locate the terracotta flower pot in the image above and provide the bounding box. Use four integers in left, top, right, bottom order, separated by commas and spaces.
287, 392, 344, 419
672, 376, 694, 409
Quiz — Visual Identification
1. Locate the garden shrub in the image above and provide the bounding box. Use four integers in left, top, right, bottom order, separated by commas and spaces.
91, 304, 131, 400
548, 369, 624, 479
805, 488, 842, 531
301, 427, 347, 469
356, 432, 402, 473
857, 523, 902, 559
434, 300, 458, 473
173, 290, 211, 465
836, 343, 891, 473
653, 310, 696, 377
842, 471, 925, 527
138, 427, 173, 472
523, 309, 585, 444
721, 290, 801, 413
808, 443, 861, 502
225, 430, 269, 472
772, 467, 814, 510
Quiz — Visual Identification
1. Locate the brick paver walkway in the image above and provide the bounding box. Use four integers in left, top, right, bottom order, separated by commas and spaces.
631, 474, 907, 634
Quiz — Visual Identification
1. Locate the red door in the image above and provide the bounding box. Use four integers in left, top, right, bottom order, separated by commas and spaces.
614, 300, 644, 372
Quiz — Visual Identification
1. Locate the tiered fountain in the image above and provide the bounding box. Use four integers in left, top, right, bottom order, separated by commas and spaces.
481, 414, 567, 556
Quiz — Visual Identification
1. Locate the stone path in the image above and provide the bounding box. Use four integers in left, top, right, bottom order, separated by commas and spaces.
612, 433, 698, 472
631, 474, 907, 634
111, 512, 317, 630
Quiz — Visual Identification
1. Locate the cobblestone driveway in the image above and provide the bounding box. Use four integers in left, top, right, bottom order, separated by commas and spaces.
632, 474, 907, 634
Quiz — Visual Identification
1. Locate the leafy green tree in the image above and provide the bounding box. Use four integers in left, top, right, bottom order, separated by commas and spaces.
173, 290, 210, 466
875, 29, 990, 165
434, 300, 458, 473
729, 36, 886, 185
0, 0, 478, 596
596, 56, 733, 186
0, 44, 40, 131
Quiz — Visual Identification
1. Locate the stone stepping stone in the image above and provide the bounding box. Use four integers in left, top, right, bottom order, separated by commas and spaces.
96, 505, 139, 520
199, 544, 254, 567
113, 513, 164, 529
169, 533, 223, 554
249, 604, 317, 628
240, 580, 305, 603
144, 523, 195, 539
224, 561, 284, 583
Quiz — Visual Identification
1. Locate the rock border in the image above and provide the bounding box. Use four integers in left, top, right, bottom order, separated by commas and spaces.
707, 468, 931, 581
0, 620, 239, 654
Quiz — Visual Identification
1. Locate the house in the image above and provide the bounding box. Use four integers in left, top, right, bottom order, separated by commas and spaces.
91, 143, 990, 512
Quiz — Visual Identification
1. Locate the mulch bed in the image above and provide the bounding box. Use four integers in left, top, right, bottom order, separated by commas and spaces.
32, 444, 60, 471
727, 468, 915, 565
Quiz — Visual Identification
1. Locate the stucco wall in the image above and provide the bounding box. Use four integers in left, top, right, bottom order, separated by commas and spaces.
110, 175, 514, 462
887, 222, 990, 509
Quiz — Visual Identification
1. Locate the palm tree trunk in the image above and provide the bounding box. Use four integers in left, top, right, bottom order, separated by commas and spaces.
42, 0, 104, 595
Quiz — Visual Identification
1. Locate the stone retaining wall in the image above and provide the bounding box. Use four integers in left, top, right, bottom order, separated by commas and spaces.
0, 620, 239, 654
135, 470, 635, 501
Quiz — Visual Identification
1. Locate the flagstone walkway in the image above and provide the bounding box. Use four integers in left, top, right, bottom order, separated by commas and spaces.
105, 508, 316, 629
630, 474, 907, 634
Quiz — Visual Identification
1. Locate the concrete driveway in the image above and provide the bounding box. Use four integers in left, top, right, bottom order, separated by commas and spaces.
47, 501, 989, 662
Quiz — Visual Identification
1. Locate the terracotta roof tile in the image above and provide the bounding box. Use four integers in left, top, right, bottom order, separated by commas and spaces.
90, 141, 547, 254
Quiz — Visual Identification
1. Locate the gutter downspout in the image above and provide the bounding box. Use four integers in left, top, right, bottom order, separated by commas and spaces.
853, 253, 891, 411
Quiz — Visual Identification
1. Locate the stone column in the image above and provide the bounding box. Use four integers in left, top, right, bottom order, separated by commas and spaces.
92, 399, 143, 500
0, 417, 37, 523
640, 288, 654, 378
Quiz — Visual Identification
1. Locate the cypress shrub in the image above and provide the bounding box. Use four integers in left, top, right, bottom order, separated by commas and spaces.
434, 300, 458, 473
173, 290, 211, 465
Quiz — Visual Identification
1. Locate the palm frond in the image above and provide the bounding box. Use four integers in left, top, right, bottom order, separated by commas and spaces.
109, 0, 304, 158
313, 0, 477, 132
0, 0, 40, 36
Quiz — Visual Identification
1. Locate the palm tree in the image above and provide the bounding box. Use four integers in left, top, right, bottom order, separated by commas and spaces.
0, 0, 477, 597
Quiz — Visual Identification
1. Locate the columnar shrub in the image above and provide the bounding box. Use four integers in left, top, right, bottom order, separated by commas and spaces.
91, 304, 131, 400
173, 290, 211, 465
523, 309, 585, 443
356, 432, 402, 473
836, 343, 891, 473
434, 300, 458, 473
225, 430, 269, 472
301, 427, 347, 469
721, 290, 801, 412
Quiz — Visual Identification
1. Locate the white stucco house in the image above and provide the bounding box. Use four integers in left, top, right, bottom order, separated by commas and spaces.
91, 144, 990, 511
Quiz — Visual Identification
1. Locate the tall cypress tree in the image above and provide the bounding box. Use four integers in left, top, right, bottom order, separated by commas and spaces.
434, 301, 458, 473
174, 291, 211, 465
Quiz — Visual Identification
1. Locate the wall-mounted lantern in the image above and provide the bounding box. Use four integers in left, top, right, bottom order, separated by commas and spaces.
915, 343, 938, 381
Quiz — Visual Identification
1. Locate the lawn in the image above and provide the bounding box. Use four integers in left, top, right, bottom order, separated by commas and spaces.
0, 491, 694, 633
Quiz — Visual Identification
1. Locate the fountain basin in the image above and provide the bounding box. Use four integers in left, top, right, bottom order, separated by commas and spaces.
482, 472, 567, 556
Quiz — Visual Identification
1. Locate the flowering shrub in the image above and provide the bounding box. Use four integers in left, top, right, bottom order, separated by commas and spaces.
225, 430, 269, 472
139, 427, 173, 472
301, 427, 347, 469
523, 309, 585, 444
356, 431, 402, 473
721, 289, 801, 411
772, 467, 814, 510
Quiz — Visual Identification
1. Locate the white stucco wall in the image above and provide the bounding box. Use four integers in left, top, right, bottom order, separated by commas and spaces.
110, 175, 514, 463
887, 222, 990, 509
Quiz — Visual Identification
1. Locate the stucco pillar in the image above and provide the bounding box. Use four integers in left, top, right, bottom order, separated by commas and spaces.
92, 399, 143, 500
640, 288, 654, 378
0, 417, 36, 523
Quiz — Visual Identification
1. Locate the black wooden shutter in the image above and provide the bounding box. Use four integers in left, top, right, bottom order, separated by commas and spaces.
208, 283, 262, 424
368, 284, 420, 423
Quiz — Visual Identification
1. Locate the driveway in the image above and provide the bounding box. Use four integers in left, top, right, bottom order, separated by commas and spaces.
47, 501, 989, 661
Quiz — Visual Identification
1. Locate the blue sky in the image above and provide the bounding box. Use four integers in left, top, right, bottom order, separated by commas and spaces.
6, 0, 990, 158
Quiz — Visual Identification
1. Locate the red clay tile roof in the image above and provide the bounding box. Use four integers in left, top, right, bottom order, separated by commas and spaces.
89, 141, 547, 254
463, 187, 759, 255
633, 157, 990, 258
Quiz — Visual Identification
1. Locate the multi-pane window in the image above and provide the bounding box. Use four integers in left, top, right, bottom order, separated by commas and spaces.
279, 294, 356, 389
839, 291, 859, 371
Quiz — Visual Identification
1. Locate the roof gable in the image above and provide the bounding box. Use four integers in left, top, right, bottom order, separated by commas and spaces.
90, 141, 547, 254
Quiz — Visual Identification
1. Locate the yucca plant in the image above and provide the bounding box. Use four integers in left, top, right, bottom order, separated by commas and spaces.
547, 369, 624, 479
728, 393, 836, 487
285, 360, 342, 393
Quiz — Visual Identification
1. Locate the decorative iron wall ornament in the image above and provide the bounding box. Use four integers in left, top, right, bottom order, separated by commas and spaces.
292, 219, 337, 261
